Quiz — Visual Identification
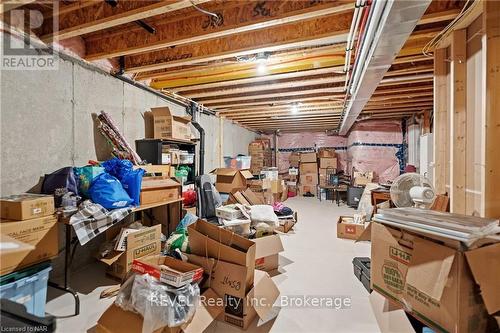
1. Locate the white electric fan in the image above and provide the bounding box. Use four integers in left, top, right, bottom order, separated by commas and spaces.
390, 173, 436, 208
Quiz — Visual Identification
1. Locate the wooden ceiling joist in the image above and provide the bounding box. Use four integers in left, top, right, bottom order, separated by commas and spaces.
41, 0, 212, 42
0, 0, 35, 14
85, 1, 353, 61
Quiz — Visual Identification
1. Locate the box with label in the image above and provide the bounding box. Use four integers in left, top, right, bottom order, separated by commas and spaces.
147, 107, 192, 140
100, 224, 161, 279
132, 254, 204, 288
1, 194, 54, 221
371, 222, 499, 333
299, 162, 318, 175
319, 157, 337, 169
336, 216, 366, 240
0, 216, 58, 274
252, 233, 284, 272
300, 152, 317, 163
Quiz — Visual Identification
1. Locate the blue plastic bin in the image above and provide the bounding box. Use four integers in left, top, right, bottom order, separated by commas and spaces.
0, 262, 52, 317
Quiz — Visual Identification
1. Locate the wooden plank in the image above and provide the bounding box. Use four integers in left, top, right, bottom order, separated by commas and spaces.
418, 9, 460, 25
483, 0, 500, 218
85, 2, 353, 60
41, 0, 211, 42
0, 0, 35, 14
122, 11, 353, 73
450, 29, 467, 214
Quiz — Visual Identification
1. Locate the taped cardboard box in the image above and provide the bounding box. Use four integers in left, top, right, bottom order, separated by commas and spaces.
300, 173, 318, 186
299, 162, 318, 175
100, 225, 161, 279
212, 169, 253, 193
140, 178, 181, 205
318, 149, 336, 158
319, 158, 337, 169
147, 107, 192, 140
0, 194, 54, 221
300, 152, 317, 163
337, 216, 367, 240
0, 216, 58, 274
371, 222, 499, 333
0, 234, 35, 276
132, 254, 204, 288
252, 233, 284, 272
299, 184, 316, 195
188, 219, 256, 268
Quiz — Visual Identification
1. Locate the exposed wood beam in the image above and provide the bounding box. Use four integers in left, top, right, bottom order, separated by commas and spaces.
208, 96, 343, 109
85, 2, 353, 61
0, 0, 35, 14
450, 29, 467, 214
123, 12, 353, 73
418, 8, 461, 25
41, 0, 211, 42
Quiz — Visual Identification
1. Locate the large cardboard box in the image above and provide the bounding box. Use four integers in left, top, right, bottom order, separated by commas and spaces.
299, 162, 318, 175
336, 216, 366, 240
299, 184, 316, 195
0, 215, 58, 274
289, 152, 300, 168
188, 219, 256, 268
300, 152, 317, 163
371, 222, 499, 333
101, 225, 161, 279
300, 173, 318, 185
318, 149, 336, 158
140, 178, 181, 205
252, 233, 284, 272
148, 107, 192, 140
319, 157, 337, 169
354, 171, 374, 186
0, 235, 35, 276
0, 194, 54, 221
221, 270, 280, 330
212, 169, 253, 193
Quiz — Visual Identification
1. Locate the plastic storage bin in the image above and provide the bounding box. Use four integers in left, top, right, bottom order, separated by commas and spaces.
224, 156, 252, 170
352, 257, 371, 293
0, 262, 52, 317
179, 153, 195, 164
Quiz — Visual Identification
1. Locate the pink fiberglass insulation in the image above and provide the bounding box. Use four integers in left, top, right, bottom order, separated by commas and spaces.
271, 120, 404, 182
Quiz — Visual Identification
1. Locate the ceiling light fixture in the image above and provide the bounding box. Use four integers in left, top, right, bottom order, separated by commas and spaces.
291, 102, 300, 114
255, 52, 270, 75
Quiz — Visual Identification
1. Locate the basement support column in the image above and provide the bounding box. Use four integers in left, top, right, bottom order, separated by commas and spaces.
433, 48, 448, 195
484, 1, 500, 218
450, 29, 467, 214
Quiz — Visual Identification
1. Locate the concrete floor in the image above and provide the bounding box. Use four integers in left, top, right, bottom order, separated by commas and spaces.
46, 196, 380, 333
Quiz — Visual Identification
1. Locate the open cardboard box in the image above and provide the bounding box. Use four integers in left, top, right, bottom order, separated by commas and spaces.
251, 233, 284, 272
371, 222, 500, 333
211, 168, 253, 194
132, 254, 204, 288
188, 219, 256, 268
146, 107, 192, 141
96, 288, 223, 333
100, 225, 161, 279
337, 216, 367, 240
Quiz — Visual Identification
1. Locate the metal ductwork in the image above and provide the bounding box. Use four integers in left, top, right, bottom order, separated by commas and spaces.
339, 0, 432, 135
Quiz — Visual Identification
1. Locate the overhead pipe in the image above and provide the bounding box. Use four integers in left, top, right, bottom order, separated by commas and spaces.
188, 102, 205, 176
343, 0, 366, 91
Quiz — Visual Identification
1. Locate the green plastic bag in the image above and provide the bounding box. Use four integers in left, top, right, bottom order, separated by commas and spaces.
165, 229, 190, 253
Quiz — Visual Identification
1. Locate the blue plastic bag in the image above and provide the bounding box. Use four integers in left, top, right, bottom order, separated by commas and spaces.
102, 158, 144, 206
88, 173, 133, 209
74, 166, 105, 198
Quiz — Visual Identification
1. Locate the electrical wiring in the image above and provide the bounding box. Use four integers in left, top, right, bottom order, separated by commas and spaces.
189, 0, 222, 26
422, 0, 475, 57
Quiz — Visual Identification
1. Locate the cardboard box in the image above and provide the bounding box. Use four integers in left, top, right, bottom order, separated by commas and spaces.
300, 173, 318, 185
336, 216, 366, 240
299, 162, 318, 175
354, 171, 374, 186
318, 149, 336, 158
300, 152, 317, 163
149, 107, 192, 140
240, 188, 264, 205
319, 157, 337, 169
132, 254, 204, 288
140, 178, 181, 205
188, 219, 256, 268
371, 222, 499, 333
0, 216, 58, 274
0, 234, 35, 276
216, 204, 243, 220
212, 169, 253, 193
101, 225, 161, 279
289, 152, 300, 165
136, 164, 170, 177
299, 184, 316, 195
220, 270, 280, 330
96, 289, 222, 333
270, 179, 285, 194
252, 233, 284, 272
0, 194, 54, 221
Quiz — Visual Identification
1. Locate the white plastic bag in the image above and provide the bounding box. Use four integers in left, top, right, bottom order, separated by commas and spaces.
250, 205, 279, 227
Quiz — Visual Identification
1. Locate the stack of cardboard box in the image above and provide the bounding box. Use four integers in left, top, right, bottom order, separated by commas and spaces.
289, 152, 300, 168
318, 149, 337, 186
299, 152, 318, 195
0, 194, 58, 275
248, 139, 272, 175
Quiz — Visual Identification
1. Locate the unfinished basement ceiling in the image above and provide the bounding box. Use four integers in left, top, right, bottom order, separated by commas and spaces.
10, 0, 464, 132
